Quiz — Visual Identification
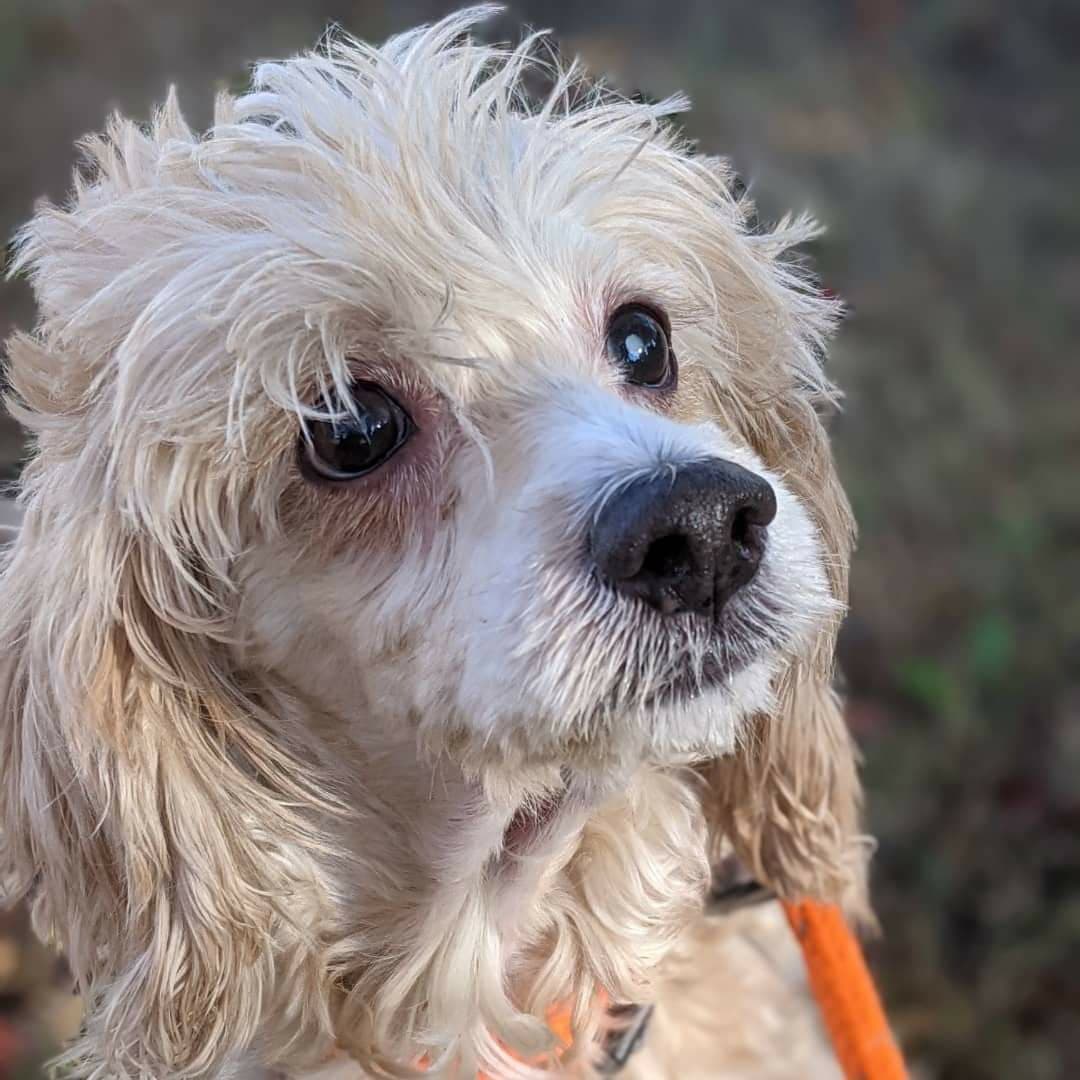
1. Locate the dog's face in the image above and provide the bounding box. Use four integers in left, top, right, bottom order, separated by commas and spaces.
221, 53, 836, 797
242, 309, 833, 779
0, 11, 865, 1077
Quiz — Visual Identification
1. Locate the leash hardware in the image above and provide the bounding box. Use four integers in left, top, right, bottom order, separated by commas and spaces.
706, 878, 776, 916
596, 1003, 654, 1075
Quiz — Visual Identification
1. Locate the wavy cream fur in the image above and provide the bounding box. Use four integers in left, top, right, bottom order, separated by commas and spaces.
0, 8, 867, 1078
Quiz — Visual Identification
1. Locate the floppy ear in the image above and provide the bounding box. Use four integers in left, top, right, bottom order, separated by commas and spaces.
0, 97, 336, 1070
0, 455, 335, 1075
703, 655, 870, 920
701, 356, 871, 922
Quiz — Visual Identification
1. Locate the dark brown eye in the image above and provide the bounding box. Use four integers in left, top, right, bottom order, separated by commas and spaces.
301, 382, 412, 481
606, 305, 674, 388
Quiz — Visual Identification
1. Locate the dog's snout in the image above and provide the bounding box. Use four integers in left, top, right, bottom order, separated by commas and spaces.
590, 459, 777, 617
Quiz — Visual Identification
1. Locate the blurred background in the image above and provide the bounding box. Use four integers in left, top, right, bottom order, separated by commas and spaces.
0, 1, 1076, 1077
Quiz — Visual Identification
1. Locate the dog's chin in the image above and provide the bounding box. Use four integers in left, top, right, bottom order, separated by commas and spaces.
491, 637, 779, 859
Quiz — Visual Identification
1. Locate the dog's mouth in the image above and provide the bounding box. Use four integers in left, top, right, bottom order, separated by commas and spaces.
642, 649, 732, 707
605, 597, 778, 715
501, 777, 571, 856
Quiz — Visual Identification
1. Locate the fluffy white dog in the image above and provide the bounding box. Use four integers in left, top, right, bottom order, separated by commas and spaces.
0, 8, 869, 1078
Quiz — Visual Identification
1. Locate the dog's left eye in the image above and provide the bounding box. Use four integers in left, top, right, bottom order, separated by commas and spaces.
606, 305, 674, 388
302, 382, 412, 481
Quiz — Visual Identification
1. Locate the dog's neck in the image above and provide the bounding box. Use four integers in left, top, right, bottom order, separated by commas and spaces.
232, 653, 712, 1072
300, 718, 708, 1070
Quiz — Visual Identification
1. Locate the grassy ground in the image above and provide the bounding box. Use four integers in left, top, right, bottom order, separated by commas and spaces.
1, 2, 1076, 1076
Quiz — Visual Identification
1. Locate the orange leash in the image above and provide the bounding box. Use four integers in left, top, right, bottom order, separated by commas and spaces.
782, 899, 908, 1080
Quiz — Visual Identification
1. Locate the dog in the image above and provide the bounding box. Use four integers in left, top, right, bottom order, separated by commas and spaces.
0, 8, 869, 1077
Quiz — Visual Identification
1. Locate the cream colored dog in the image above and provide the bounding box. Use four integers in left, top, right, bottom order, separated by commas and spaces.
0, 8, 868, 1078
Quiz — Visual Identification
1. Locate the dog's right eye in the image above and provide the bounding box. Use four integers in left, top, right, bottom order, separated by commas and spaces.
301, 382, 413, 481
606, 304, 675, 389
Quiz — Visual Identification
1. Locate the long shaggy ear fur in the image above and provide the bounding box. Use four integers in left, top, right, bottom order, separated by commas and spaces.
703, 372, 870, 920
0, 491, 335, 1077
0, 108, 337, 1079
0, 449, 342, 1078
704, 658, 870, 918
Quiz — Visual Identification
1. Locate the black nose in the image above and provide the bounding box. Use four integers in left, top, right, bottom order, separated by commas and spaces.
590, 459, 777, 617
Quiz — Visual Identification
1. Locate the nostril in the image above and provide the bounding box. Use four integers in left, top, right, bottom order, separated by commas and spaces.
731, 507, 752, 550
627, 531, 711, 615
639, 533, 694, 582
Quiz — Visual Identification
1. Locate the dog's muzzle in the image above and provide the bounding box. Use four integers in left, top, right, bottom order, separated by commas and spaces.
590, 459, 776, 618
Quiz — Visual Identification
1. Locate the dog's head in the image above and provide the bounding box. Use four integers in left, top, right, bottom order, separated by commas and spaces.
0, 8, 866, 1076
